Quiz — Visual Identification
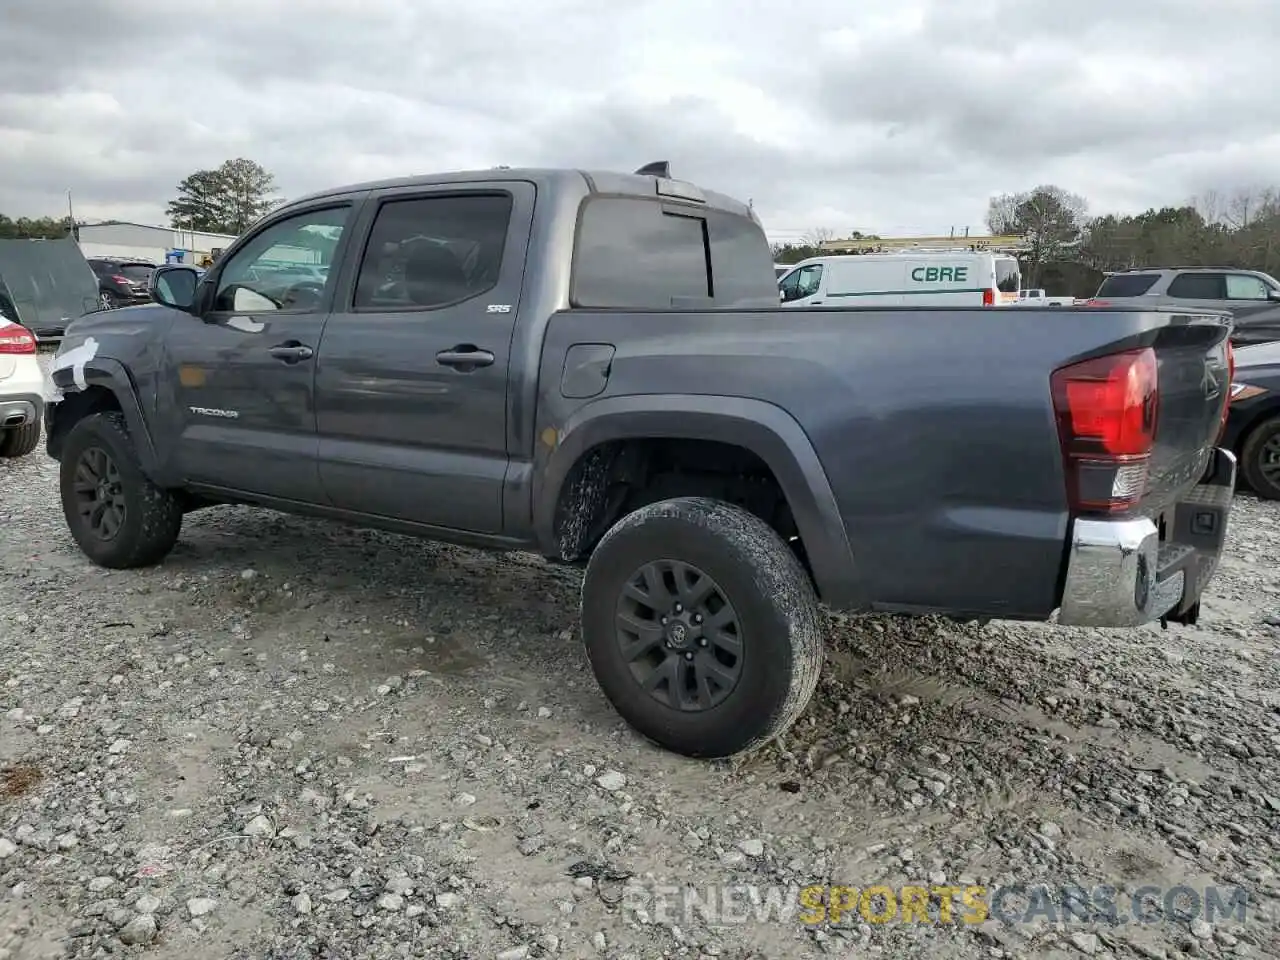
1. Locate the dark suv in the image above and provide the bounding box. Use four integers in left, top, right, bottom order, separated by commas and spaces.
87, 258, 156, 309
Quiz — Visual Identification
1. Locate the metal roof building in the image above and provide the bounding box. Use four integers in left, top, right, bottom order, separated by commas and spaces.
75, 221, 238, 266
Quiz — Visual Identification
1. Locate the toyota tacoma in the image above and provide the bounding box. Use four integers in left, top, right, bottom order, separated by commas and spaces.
43, 162, 1237, 758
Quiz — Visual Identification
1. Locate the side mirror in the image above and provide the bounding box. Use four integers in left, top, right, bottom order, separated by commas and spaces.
1268, 289, 1280, 301
150, 265, 200, 313
779, 288, 786, 301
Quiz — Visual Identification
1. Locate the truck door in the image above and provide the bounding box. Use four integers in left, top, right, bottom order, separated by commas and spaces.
162, 200, 360, 502
313, 181, 535, 534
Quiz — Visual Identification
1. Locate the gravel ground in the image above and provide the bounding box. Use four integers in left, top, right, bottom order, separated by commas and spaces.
1, 356, 1278, 959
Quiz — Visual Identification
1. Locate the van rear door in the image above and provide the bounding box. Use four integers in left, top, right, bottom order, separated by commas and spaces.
995, 256, 1021, 305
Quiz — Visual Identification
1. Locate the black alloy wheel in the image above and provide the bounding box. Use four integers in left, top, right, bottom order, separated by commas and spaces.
614, 559, 744, 713
71, 446, 127, 541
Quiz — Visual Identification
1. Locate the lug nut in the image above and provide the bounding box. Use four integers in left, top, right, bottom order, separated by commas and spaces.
684, 652, 694, 661
674, 603, 683, 614
660, 616, 668, 624
698, 637, 708, 647
692, 613, 703, 624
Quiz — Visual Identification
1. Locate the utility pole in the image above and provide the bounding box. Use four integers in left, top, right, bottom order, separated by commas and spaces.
67, 190, 77, 239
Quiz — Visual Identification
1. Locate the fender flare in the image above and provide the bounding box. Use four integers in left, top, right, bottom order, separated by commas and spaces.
48, 358, 161, 476
533, 393, 866, 609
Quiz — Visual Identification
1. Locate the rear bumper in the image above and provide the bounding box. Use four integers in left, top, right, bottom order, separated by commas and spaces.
0, 392, 43, 429
1058, 447, 1236, 627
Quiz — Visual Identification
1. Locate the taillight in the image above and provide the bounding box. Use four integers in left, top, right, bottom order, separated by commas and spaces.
1217, 339, 1234, 442
111, 275, 131, 284
0, 323, 37, 354
1051, 347, 1158, 514
982, 288, 995, 306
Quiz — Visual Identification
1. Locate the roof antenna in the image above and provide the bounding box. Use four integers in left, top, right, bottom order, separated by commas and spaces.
634, 161, 671, 178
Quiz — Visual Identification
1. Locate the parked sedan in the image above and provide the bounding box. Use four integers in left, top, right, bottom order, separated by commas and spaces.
1222, 339, 1280, 499
0, 315, 43, 458
87, 258, 156, 309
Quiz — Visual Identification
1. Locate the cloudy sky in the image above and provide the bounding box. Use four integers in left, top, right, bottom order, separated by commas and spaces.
2, 0, 1278, 243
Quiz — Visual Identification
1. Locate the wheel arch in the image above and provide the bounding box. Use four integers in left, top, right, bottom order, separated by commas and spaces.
533, 394, 866, 609
47, 359, 160, 478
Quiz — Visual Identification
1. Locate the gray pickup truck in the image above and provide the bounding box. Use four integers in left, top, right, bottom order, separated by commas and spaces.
44, 162, 1238, 759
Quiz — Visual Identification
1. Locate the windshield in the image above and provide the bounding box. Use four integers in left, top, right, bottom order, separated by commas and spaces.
995, 258, 1021, 293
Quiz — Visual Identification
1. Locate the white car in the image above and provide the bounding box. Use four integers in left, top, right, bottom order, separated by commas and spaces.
0, 316, 44, 458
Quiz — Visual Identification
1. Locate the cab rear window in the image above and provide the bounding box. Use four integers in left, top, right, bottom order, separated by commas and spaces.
1096, 274, 1159, 298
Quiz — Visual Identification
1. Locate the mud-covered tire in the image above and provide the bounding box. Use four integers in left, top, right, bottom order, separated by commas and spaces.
58, 411, 183, 568
0, 421, 41, 458
580, 496, 824, 759
1240, 416, 1280, 500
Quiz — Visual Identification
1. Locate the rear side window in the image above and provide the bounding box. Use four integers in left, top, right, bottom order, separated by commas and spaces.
1167, 273, 1226, 299
353, 193, 513, 311
994, 258, 1021, 293
1095, 273, 1160, 298
572, 197, 776, 309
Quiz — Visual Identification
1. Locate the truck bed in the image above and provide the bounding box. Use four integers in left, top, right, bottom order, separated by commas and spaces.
536, 304, 1232, 619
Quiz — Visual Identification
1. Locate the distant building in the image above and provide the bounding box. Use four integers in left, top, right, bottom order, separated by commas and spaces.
75, 221, 238, 267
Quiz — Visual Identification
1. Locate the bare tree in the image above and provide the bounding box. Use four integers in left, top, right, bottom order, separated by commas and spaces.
985, 194, 1020, 235
803, 226, 837, 247
1224, 188, 1280, 230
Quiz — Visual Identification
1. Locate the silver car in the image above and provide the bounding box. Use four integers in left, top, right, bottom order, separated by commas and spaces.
1086, 267, 1280, 342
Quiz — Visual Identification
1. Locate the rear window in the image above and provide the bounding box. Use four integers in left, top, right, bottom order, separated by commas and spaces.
117, 265, 154, 281
571, 197, 776, 309
1095, 273, 1160, 298
995, 258, 1021, 293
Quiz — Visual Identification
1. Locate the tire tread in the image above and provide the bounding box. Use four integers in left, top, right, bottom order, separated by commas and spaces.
582, 496, 824, 758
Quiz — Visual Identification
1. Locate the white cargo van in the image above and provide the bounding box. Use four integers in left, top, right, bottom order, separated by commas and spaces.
777, 252, 1022, 308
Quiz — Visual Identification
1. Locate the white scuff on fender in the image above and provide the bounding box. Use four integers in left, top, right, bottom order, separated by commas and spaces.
49, 336, 101, 396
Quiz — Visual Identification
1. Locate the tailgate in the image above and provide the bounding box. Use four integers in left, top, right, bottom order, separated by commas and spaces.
1144, 313, 1232, 511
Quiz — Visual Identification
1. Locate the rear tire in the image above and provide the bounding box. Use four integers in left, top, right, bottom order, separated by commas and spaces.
580, 496, 824, 759
0, 421, 40, 458
1240, 416, 1280, 500
58, 412, 183, 568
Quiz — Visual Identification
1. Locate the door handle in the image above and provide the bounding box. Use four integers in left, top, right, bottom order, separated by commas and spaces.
436, 345, 495, 371
268, 342, 314, 363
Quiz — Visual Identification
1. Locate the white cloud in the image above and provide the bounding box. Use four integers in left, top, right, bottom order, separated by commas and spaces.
1, 0, 1277, 242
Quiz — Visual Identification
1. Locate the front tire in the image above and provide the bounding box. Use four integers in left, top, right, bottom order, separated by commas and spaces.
1240, 415, 1280, 500
58, 412, 183, 568
0, 421, 40, 458
580, 496, 824, 759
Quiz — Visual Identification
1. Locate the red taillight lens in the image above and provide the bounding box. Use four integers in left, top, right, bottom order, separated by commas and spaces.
1217, 339, 1234, 442
111, 275, 131, 284
982, 288, 995, 306
0, 323, 37, 354
1051, 348, 1158, 513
